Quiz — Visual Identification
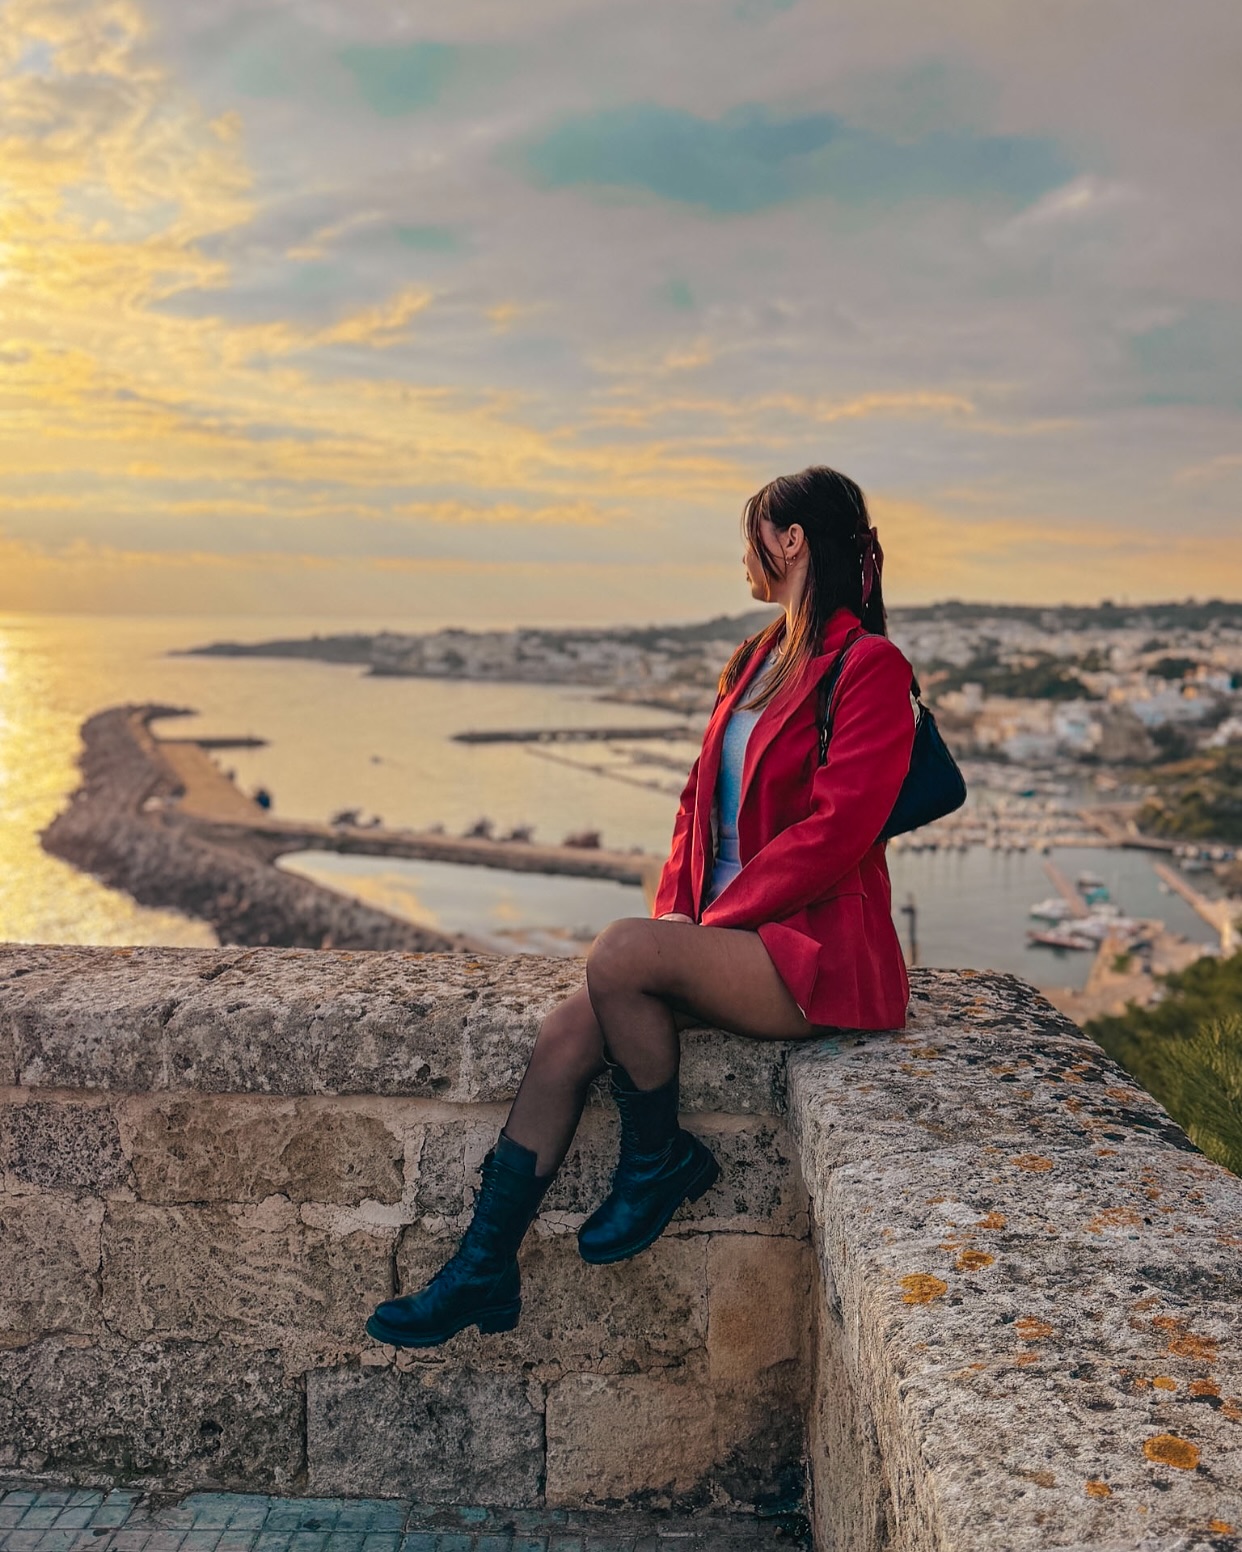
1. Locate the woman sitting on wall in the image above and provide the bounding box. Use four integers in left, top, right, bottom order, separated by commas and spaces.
366, 464, 917, 1349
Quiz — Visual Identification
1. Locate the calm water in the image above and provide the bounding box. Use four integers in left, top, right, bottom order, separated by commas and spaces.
0, 613, 1219, 988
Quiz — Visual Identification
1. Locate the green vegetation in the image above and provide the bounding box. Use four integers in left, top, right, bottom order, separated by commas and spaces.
1137, 745, 1242, 843
932, 649, 1100, 701
1149, 655, 1200, 680
1086, 952, 1242, 1175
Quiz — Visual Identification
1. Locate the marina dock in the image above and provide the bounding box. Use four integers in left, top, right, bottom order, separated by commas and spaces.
1152, 861, 1240, 954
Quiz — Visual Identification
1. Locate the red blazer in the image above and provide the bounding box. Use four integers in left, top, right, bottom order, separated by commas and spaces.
650, 605, 916, 1030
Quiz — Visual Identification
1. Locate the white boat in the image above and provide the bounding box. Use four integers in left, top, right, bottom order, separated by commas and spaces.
1029, 897, 1074, 923
1028, 926, 1096, 951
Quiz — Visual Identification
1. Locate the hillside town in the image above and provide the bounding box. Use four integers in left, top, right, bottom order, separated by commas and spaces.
191, 599, 1242, 779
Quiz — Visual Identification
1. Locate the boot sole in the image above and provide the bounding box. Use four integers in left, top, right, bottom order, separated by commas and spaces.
365, 1300, 520, 1349
578, 1147, 721, 1265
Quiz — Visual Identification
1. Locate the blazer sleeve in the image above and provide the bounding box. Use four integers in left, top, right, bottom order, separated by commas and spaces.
699, 638, 915, 929
650, 750, 702, 918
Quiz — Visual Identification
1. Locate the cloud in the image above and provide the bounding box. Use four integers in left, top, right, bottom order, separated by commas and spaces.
338, 40, 459, 116
519, 102, 1073, 214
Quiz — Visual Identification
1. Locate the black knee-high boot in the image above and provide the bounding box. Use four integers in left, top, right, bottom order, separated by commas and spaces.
366, 1130, 551, 1348
577, 1057, 720, 1264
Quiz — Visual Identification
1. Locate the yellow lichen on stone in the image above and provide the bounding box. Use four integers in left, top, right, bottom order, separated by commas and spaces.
1010, 1154, 1054, 1172
1014, 1316, 1054, 1342
1142, 1433, 1200, 1470
1151, 1376, 1177, 1391
899, 1273, 947, 1304
956, 1249, 995, 1271
1087, 1206, 1143, 1233
1085, 1479, 1112, 1498
976, 1211, 1006, 1230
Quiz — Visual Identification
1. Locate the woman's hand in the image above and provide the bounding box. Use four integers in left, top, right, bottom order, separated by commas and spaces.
658, 912, 696, 924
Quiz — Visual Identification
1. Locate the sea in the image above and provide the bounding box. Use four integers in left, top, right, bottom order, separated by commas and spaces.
0, 613, 1220, 992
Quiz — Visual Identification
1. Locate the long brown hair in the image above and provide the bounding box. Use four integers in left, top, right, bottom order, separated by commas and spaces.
719, 465, 889, 713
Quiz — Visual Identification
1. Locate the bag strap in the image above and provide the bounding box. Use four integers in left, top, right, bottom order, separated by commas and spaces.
815, 629, 921, 765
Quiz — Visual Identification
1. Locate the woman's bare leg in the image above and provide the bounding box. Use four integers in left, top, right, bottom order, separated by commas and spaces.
583, 917, 814, 1089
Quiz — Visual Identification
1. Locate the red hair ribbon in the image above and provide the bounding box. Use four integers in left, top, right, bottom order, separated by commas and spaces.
860, 524, 883, 609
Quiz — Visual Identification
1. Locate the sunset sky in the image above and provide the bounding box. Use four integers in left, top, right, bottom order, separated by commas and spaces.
1, 0, 1239, 625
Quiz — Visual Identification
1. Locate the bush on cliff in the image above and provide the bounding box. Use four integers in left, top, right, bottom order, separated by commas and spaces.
1085, 951, 1242, 1175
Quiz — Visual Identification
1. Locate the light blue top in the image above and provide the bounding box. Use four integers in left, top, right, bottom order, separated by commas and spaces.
704, 646, 780, 907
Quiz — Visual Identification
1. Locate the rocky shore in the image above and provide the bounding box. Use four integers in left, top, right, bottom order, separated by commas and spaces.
40, 704, 491, 955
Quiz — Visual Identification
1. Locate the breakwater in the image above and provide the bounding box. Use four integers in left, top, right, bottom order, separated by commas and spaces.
38, 705, 489, 953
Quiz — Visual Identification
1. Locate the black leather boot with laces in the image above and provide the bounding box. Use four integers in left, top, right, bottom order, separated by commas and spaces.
365, 1130, 550, 1348
577, 1058, 720, 1265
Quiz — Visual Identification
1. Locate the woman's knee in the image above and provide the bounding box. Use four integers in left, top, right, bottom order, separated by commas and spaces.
585, 916, 657, 995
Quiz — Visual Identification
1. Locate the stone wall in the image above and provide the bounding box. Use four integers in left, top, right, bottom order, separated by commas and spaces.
1, 944, 1240, 1549
0, 944, 810, 1514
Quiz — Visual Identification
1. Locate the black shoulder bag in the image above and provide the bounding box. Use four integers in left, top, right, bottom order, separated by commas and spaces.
816, 632, 967, 839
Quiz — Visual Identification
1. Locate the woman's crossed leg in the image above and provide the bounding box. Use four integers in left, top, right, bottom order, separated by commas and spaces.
503, 918, 816, 1175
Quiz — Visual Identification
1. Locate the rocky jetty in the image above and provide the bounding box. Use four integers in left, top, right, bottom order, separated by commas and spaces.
40, 704, 488, 954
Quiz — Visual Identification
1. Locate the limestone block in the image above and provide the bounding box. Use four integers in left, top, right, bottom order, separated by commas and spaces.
0, 943, 789, 1112
121, 1095, 402, 1204
0, 1335, 302, 1489
0, 1098, 129, 1192
408, 1116, 504, 1219
395, 1229, 707, 1373
677, 1028, 789, 1116
787, 1007, 1189, 1176
706, 1234, 812, 1387
812, 1140, 1242, 1549
307, 1364, 543, 1503
0, 1190, 102, 1334
539, 1111, 807, 1236
545, 1370, 719, 1507
102, 1199, 392, 1351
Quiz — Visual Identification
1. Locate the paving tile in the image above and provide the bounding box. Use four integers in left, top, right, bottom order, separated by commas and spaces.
32, 1498, 74, 1511
0, 1512, 27, 1529
427, 1538, 474, 1552
16, 1514, 60, 1532
333, 1507, 401, 1535
50, 1513, 96, 1531
211, 1538, 257, 1552
33, 1532, 84, 1551
0, 1534, 48, 1552
108, 1533, 151, 1551
473, 1539, 514, 1552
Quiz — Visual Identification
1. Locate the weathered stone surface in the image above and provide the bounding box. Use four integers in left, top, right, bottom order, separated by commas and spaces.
788, 973, 1192, 1175
395, 1230, 707, 1373
0, 1191, 102, 1334
0, 1336, 302, 1489
545, 1370, 719, 1508
121, 1095, 403, 1204
307, 1364, 543, 1503
0, 943, 785, 1111
0, 1097, 129, 1192
790, 971, 1242, 1552
103, 1199, 392, 1351
706, 1234, 812, 1387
